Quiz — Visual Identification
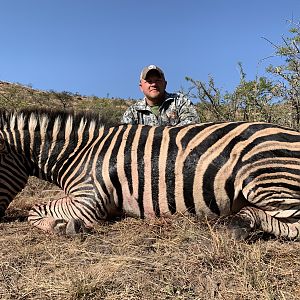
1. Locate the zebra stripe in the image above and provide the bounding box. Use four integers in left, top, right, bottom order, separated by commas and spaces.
0, 109, 300, 239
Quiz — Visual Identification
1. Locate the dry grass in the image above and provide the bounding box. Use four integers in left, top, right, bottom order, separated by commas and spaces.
1, 178, 300, 300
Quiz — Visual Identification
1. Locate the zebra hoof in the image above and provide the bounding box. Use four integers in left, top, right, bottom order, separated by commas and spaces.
228, 215, 253, 241
66, 219, 87, 235
53, 219, 67, 235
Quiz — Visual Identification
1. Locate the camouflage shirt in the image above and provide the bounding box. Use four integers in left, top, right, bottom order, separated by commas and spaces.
121, 92, 200, 126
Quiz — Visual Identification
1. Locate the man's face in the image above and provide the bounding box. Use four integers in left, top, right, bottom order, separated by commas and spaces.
139, 72, 167, 103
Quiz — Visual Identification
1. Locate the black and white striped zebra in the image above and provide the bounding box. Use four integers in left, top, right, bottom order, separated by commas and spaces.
0, 108, 300, 239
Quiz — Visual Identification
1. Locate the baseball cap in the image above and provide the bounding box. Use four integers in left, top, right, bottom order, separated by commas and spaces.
140, 65, 165, 80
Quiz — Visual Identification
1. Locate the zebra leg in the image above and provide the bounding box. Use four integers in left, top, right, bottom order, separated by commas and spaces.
28, 196, 99, 235
27, 216, 69, 234
229, 206, 300, 240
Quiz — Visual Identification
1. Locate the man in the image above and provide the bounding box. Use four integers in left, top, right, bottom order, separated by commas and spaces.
121, 64, 200, 126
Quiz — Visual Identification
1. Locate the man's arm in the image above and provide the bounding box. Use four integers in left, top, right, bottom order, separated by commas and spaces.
176, 94, 200, 125
121, 106, 137, 124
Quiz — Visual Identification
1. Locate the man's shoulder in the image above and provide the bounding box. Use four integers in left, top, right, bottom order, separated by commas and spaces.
128, 99, 147, 111
165, 92, 179, 100
165, 92, 193, 105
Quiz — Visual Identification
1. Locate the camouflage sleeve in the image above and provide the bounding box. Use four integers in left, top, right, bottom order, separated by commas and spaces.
121, 106, 137, 124
176, 94, 200, 125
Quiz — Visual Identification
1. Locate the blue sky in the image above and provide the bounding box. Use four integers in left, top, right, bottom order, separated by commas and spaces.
0, 0, 299, 100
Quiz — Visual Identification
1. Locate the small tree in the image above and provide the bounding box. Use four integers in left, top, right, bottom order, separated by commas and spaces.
185, 21, 300, 128
50, 91, 75, 109
266, 21, 300, 129
185, 75, 227, 122
185, 63, 275, 123
230, 63, 275, 123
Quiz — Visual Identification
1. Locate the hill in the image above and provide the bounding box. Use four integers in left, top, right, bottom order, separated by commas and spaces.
0, 80, 133, 126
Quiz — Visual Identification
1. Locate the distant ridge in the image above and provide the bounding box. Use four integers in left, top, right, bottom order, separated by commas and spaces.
0, 80, 132, 125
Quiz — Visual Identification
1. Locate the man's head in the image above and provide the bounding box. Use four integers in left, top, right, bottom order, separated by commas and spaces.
139, 65, 167, 105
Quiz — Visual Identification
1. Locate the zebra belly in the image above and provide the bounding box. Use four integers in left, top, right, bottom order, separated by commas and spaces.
120, 191, 231, 219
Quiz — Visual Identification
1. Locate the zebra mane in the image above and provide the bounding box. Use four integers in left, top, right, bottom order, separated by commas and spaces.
0, 108, 113, 133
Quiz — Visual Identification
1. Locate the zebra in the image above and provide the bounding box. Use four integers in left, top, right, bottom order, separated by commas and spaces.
0, 108, 300, 240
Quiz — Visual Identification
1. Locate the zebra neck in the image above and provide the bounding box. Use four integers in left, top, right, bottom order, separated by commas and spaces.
1, 109, 101, 190
29, 137, 79, 188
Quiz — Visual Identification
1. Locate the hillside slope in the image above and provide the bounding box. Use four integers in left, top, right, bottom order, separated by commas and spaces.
0, 80, 133, 125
